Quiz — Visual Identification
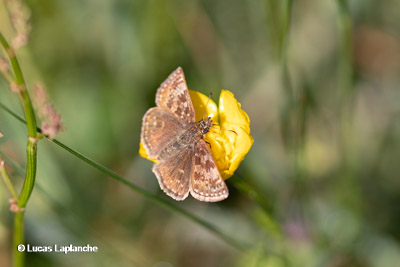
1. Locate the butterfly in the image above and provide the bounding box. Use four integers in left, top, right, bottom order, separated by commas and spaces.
140, 67, 229, 202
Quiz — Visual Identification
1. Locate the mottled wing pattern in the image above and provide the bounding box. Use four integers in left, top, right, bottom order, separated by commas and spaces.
141, 107, 184, 159
190, 141, 229, 202
153, 148, 193, 201
156, 67, 196, 123
142, 67, 229, 202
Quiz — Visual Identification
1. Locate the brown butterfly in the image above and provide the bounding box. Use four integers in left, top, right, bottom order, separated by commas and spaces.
141, 67, 228, 202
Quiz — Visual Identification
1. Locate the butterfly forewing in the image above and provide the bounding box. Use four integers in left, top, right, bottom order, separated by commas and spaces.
190, 141, 228, 202
141, 107, 184, 159
155, 67, 196, 123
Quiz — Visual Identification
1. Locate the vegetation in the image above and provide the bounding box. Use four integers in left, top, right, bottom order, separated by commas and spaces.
1, 0, 399, 266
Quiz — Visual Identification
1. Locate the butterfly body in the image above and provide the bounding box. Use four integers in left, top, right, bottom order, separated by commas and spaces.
141, 67, 228, 202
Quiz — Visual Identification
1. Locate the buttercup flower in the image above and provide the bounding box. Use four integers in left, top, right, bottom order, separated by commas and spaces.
139, 89, 253, 180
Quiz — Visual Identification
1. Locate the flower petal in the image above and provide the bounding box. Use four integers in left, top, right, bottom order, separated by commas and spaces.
216, 90, 253, 179
189, 90, 232, 177
219, 90, 251, 133
189, 90, 218, 124
139, 142, 159, 163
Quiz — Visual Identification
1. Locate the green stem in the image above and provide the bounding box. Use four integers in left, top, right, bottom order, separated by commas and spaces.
13, 212, 24, 267
279, 0, 294, 148
0, 32, 39, 267
337, 0, 354, 100
230, 175, 274, 215
280, 0, 293, 97
336, 0, 354, 164
0, 161, 19, 200
336, 0, 360, 210
17, 138, 37, 207
0, 33, 38, 206
0, 33, 37, 137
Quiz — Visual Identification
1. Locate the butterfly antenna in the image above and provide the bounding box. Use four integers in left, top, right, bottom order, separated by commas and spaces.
211, 123, 238, 136
202, 92, 212, 120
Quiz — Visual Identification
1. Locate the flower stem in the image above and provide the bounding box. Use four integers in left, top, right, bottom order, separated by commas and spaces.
0, 32, 39, 267
337, 0, 354, 98
0, 161, 19, 200
13, 212, 25, 267
18, 138, 38, 207
279, 0, 294, 147
279, 0, 293, 95
336, 0, 354, 152
0, 33, 37, 138
336, 0, 360, 209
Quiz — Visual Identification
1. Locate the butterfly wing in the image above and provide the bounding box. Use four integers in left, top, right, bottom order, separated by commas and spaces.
155, 67, 196, 123
141, 107, 185, 159
152, 147, 193, 201
190, 141, 229, 202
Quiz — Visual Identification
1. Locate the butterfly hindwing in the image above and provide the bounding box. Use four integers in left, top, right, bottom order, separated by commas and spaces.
190, 141, 228, 202
153, 147, 193, 201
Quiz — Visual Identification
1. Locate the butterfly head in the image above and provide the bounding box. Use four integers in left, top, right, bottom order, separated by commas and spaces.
198, 117, 213, 135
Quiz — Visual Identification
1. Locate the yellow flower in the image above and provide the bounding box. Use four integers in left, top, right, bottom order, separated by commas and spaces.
139, 90, 253, 179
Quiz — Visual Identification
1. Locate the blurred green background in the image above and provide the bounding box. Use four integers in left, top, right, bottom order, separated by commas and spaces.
1, 0, 400, 266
